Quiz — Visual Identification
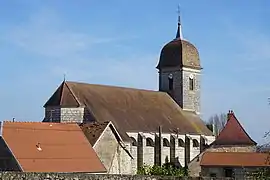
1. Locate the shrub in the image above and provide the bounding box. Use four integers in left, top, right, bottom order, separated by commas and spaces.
137, 163, 187, 177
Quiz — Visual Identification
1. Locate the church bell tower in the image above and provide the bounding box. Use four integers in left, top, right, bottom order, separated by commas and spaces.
156, 11, 202, 114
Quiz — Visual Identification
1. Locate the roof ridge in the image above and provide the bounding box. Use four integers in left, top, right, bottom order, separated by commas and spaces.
66, 81, 160, 93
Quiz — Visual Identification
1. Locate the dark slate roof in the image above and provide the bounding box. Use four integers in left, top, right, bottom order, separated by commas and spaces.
212, 111, 257, 146
44, 81, 213, 139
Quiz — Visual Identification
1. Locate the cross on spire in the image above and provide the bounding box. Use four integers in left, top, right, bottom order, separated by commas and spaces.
175, 4, 183, 39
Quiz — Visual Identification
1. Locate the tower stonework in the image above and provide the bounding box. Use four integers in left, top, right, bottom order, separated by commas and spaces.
157, 18, 201, 114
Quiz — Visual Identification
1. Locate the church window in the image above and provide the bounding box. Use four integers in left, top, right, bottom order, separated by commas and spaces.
192, 139, 199, 147
163, 138, 170, 147
146, 137, 154, 147
168, 74, 173, 90
130, 137, 137, 146
189, 77, 194, 91
178, 139, 185, 147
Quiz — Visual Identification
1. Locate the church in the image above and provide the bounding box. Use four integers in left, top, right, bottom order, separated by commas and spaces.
42, 15, 216, 174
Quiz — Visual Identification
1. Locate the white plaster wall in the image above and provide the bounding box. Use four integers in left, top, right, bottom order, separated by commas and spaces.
205, 135, 216, 145
190, 135, 201, 161
127, 132, 138, 174
95, 127, 132, 174
143, 133, 155, 166
161, 134, 171, 164
126, 132, 214, 171
120, 143, 132, 174
175, 135, 185, 167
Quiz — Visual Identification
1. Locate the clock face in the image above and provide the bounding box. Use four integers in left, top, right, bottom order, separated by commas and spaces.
189, 74, 194, 79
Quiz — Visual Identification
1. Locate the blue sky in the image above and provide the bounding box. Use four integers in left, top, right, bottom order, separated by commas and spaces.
0, 0, 269, 144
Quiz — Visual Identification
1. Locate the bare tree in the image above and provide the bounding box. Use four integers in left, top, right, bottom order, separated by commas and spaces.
205, 113, 227, 136
253, 131, 270, 178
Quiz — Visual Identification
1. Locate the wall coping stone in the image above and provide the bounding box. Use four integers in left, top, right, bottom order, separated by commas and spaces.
0, 172, 242, 180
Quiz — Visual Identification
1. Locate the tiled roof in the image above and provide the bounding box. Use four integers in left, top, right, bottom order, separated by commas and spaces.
44, 81, 213, 137
157, 39, 201, 70
79, 122, 109, 146
201, 152, 270, 167
212, 110, 256, 146
1, 121, 106, 173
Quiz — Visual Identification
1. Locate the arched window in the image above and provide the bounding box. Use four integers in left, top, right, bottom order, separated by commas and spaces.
163, 138, 170, 147
146, 137, 154, 147
178, 139, 185, 147
189, 77, 194, 91
193, 139, 199, 147
130, 137, 137, 146
168, 74, 173, 91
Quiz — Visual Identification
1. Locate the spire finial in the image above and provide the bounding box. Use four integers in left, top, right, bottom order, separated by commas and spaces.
177, 4, 181, 25
175, 4, 183, 39
63, 73, 66, 81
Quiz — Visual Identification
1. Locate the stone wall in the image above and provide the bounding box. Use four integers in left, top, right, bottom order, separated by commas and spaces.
208, 145, 256, 153
188, 144, 257, 176
201, 166, 258, 179
60, 107, 84, 123
93, 125, 132, 174
158, 67, 201, 114
44, 107, 84, 123
44, 107, 95, 123
127, 132, 213, 171
0, 172, 248, 180
159, 67, 183, 108
182, 69, 200, 114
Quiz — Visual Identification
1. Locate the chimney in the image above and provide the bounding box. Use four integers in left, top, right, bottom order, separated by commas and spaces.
227, 110, 234, 121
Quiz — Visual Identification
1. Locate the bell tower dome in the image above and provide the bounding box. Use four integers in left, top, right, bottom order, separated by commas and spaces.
156, 11, 202, 114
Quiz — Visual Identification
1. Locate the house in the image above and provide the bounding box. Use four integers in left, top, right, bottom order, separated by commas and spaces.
200, 151, 269, 178
0, 121, 106, 173
188, 110, 261, 178
42, 15, 216, 172
79, 121, 134, 174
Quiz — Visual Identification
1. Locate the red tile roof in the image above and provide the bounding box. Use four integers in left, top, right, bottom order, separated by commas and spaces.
200, 152, 270, 167
212, 110, 256, 146
1, 121, 106, 173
